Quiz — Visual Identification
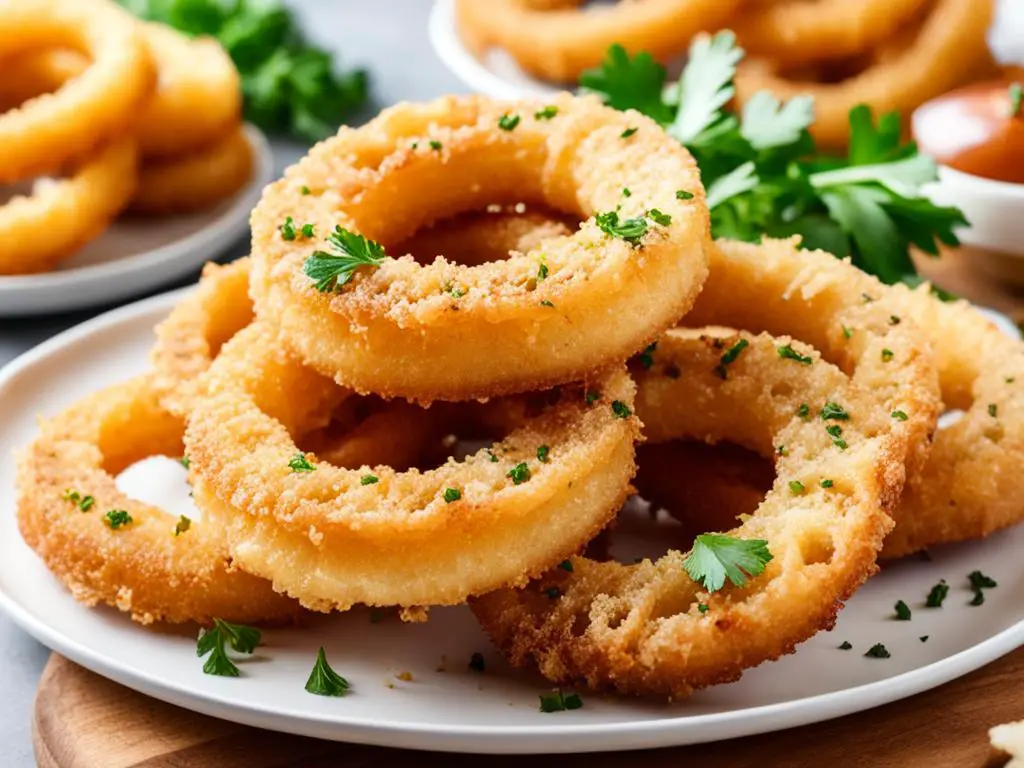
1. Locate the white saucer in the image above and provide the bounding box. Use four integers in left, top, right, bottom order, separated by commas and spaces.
0, 288, 1022, 754
0, 124, 273, 318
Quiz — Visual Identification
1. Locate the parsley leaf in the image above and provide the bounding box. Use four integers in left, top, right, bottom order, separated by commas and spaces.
288, 453, 316, 473
740, 91, 815, 151
595, 210, 649, 246
539, 689, 584, 713
683, 534, 773, 592
197, 619, 261, 677
668, 31, 744, 145
303, 226, 386, 292
579, 44, 673, 123
305, 646, 350, 696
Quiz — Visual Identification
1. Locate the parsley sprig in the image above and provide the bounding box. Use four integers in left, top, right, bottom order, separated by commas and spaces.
197, 619, 262, 677
683, 533, 773, 592
580, 33, 967, 287
305, 647, 350, 696
303, 226, 386, 292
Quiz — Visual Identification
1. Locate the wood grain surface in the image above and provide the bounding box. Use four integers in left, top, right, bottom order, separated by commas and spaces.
33, 651, 1021, 767
30, 247, 1024, 767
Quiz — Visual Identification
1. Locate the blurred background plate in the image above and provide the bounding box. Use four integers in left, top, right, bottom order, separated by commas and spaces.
0, 124, 273, 318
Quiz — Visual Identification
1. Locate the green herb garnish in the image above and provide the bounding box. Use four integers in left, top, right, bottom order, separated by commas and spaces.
305, 647, 350, 696
498, 113, 521, 131
197, 618, 261, 677
926, 579, 949, 608
864, 643, 891, 659
104, 509, 133, 529
303, 226, 385, 292
894, 600, 912, 620
288, 453, 315, 473
360, 474, 379, 485
611, 400, 632, 419
443, 487, 461, 503
174, 515, 191, 536
507, 463, 531, 485
778, 344, 812, 365
714, 338, 749, 379
683, 534, 773, 592
539, 690, 584, 713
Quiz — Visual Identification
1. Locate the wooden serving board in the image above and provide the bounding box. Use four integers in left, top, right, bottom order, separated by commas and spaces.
29, 249, 1024, 767
31, 651, 1022, 767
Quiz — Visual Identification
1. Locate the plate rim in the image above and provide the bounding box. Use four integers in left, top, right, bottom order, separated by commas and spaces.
0, 124, 273, 316
428, 0, 558, 100
1, 288, 1023, 754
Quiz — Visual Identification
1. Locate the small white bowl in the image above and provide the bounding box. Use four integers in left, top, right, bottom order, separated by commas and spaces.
923, 166, 1024, 285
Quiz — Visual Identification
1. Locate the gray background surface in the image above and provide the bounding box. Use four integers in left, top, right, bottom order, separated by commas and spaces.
0, 2, 464, 763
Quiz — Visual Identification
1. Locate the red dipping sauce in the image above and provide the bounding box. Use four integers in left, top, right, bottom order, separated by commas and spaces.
911, 80, 1024, 185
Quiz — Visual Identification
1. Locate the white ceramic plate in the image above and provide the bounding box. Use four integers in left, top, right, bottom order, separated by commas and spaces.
0, 125, 273, 318
0, 290, 1022, 755
429, 0, 561, 100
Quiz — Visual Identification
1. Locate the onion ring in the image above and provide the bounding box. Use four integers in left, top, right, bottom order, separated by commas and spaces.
129, 126, 253, 215
250, 93, 710, 402
734, 0, 995, 148
733, 0, 932, 67
150, 258, 254, 418
684, 238, 1023, 557
454, 0, 744, 83
0, 23, 241, 161
0, 137, 138, 275
0, 0, 155, 182
184, 322, 639, 612
473, 328, 898, 697
15, 376, 298, 626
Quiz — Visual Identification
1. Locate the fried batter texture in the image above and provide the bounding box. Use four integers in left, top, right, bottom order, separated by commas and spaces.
16, 376, 299, 626
454, 0, 744, 83
250, 93, 711, 402
473, 329, 900, 698
184, 322, 639, 613
0, 0, 155, 182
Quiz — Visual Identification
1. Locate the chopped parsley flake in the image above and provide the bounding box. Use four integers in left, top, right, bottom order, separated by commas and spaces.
468, 652, 486, 672
820, 479, 834, 488
820, 402, 850, 421
595, 209, 648, 245
558, 560, 574, 572
777, 445, 789, 457
300, 185, 311, 195
638, 342, 657, 369
537, 445, 550, 463
925, 579, 949, 608
988, 403, 998, 418
968, 570, 997, 606
537, 259, 549, 281
839, 641, 853, 650
429, 140, 442, 151
104, 509, 133, 529
1010, 82, 1023, 118
487, 449, 500, 462
889, 315, 901, 325
892, 410, 909, 421
539, 690, 583, 713
611, 400, 632, 419
778, 344, 813, 365
621, 126, 638, 138
797, 403, 810, 419
676, 189, 694, 200
864, 643, 891, 659
289, 453, 316, 473
881, 348, 894, 362
647, 208, 672, 226
443, 487, 462, 503
300, 223, 315, 239
179, 456, 191, 469
303, 226, 386, 292
62, 489, 81, 504
683, 533, 773, 592
698, 603, 709, 614
498, 113, 520, 131
920, 635, 929, 642
622, 187, 632, 197
507, 462, 531, 485
174, 515, 191, 536
895, 600, 912, 620
534, 105, 558, 120
789, 480, 805, 495
305, 647, 350, 697
842, 324, 853, 339
280, 216, 297, 240
540, 299, 555, 307
360, 474, 379, 485
826, 424, 848, 450
585, 390, 600, 405
78, 495, 95, 512
714, 338, 749, 379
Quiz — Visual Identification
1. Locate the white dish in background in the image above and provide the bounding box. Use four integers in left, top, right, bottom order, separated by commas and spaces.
0, 289, 1022, 754
0, 124, 273, 318
429, 0, 561, 100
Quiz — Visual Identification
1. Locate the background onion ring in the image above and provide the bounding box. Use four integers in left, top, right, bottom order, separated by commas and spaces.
734, 0, 995, 148
184, 322, 639, 612
0, 137, 138, 275
15, 376, 299, 626
0, 0, 154, 182
250, 93, 710, 402
454, 0, 744, 83
473, 328, 898, 698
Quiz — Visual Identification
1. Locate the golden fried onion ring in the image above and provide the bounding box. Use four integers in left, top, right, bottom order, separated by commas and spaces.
150, 258, 254, 417
734, 0, 995, 148
16, 376, 298, 626
454, 0, 744, 83
473, 328, 898, 697
733, 0, 931, 66
184, 322, 639, 612
0, 0, 154, 182
686, 238, 1023, 557
250, 94, 710, 402
130, 126, 253, 215
0, 137, 138, 275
